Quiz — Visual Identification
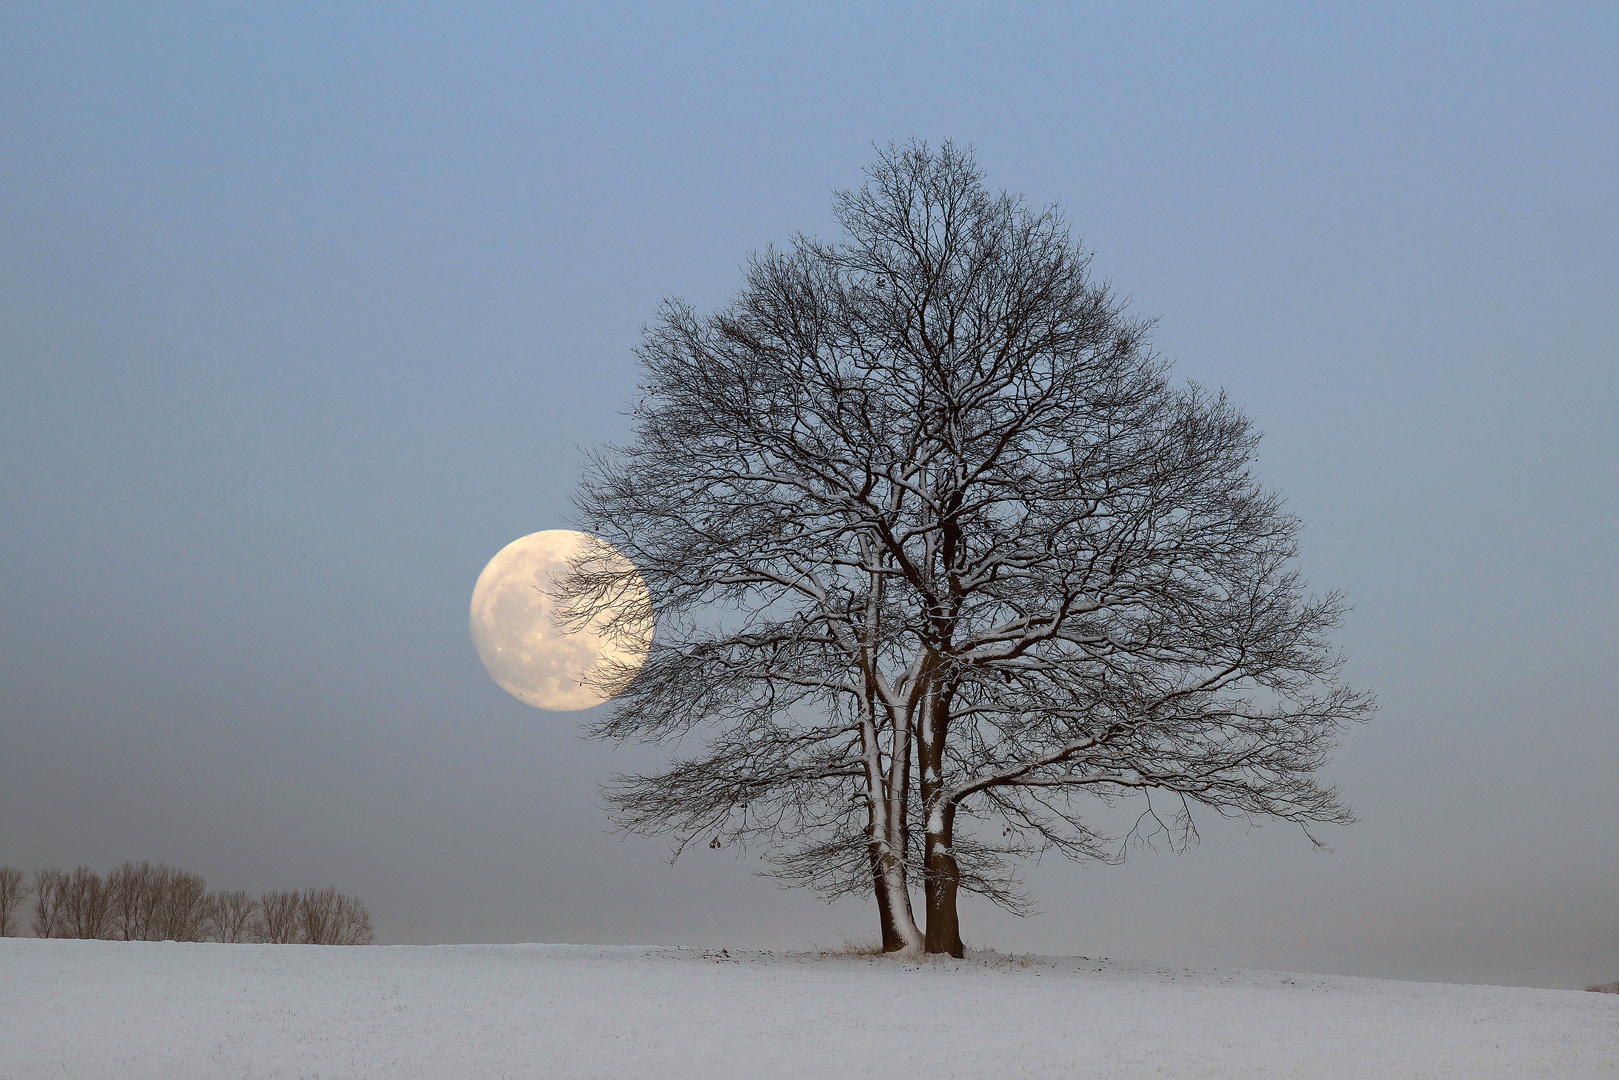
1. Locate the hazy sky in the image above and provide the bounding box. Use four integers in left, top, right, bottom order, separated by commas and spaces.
3, 4, 1615, 990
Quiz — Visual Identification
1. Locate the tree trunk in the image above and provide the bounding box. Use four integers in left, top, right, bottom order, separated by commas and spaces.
874, 843, 923, 951
918, 675, 965, 956
860, 678, 924, 953
923, 798, 964, 956
868, 840, 903, 951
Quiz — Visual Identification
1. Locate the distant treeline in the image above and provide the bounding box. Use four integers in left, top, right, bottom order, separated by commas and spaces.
0, 863, 373, 945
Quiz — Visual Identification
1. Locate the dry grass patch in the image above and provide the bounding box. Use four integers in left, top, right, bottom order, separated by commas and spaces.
812, 934, 886, 957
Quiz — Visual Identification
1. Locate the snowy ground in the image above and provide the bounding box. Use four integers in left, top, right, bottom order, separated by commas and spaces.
2, 939, 1615, 1079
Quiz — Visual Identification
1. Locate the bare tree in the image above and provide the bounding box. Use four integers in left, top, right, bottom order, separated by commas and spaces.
254, 889, 302, 944
0, 866, 27, 936
330, 893, 374, 945
58, 866, 113, 939
212, 889, 258, 943
8, 862, 371, 945
30, 868, 65, 939
106, 861, 156, 941
296, 886, 375, 945
198, 891, 222, 942
299, 886, 339, 944
150, 866, 211, 941
566, 140, 1372, 955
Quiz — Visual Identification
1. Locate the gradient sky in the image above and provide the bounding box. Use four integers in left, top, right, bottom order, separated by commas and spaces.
3, 3, 1615, 990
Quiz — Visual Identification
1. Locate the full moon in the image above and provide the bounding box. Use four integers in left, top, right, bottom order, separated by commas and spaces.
469, 530, 652, 711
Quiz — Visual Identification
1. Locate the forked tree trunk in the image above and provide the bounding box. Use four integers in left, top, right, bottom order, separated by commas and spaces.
871, 823, 924, 952
871, 841, 923, 952
868, 842, 903, 951
859, 680, 924, 953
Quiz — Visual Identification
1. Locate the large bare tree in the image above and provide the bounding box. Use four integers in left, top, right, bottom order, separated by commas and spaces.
565, 140, 1372, 955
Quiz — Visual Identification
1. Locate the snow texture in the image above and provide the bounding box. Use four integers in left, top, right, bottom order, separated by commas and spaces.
2, 939, 1615, 1078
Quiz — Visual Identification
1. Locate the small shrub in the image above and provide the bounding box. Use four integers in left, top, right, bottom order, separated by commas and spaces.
1586, 981, 1619, 994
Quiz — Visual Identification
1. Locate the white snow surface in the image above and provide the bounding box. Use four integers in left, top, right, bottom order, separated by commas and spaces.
2, 939, 1615, 1079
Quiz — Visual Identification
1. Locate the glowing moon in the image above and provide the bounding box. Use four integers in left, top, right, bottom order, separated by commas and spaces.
469, 530, 652, 711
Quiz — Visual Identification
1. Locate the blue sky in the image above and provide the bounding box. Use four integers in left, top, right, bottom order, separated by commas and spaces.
2, 3, 1615, 987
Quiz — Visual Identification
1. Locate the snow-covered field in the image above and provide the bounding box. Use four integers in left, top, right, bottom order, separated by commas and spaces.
2, 939, 1614, 1079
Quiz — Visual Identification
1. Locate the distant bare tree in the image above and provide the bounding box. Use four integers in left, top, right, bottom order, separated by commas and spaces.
198, 891, 221, 941
145, 864, 176, 939
58, 866, 113, 939
298, 886, 339, 944
30, 868, 65, 938
333, 893, 374, 945
255, 889, 302, 944
296, 887, 375, 946
151, 866, 210, 941
0, 866, 27, 936
212, 889, 257, 943
106, 861, 156, 941
1587, 981, 1619, 994
11, 862, 373, 945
